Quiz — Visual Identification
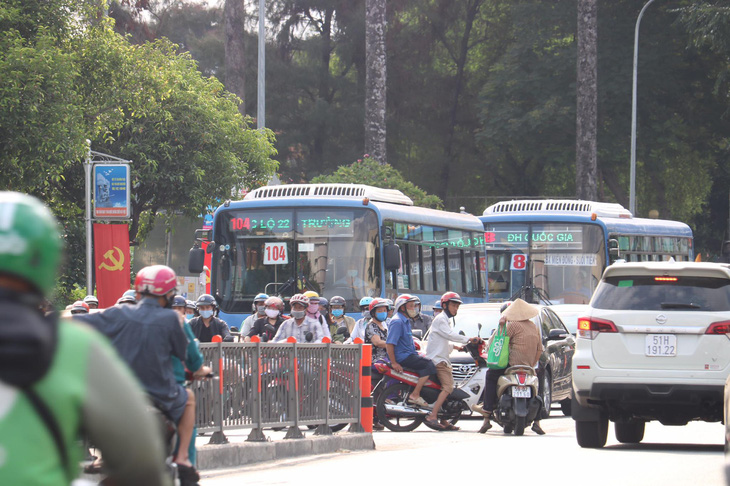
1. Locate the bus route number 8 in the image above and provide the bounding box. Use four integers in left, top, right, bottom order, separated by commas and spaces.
510, 253, 527, 271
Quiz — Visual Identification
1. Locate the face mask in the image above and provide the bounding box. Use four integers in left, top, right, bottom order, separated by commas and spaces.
348, 269, 358, 277
291, 310, 306, 320
332, 309, 344, 317
265, 308, 280, 318
375, 311, 388, 322
199, 309, 214, 319
256, 305, 266, 315
308, 303, 319, 313
361, 310, 369, 318
406, 307, 419, 318
186, 313, 195, 320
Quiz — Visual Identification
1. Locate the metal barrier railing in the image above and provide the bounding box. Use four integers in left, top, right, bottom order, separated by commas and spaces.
195, 342, 363, 442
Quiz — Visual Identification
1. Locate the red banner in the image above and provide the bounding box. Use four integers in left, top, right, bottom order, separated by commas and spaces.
94, 223, 131, 308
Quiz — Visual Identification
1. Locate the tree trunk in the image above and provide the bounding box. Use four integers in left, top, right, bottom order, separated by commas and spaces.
225, 0, 246, 115
576, 0, 598, 200
365, 0, 387, 164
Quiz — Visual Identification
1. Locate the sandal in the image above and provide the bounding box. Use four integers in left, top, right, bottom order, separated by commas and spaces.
407, 396, 429, 408
442, 423, 460, 431
423, 417, 445, 430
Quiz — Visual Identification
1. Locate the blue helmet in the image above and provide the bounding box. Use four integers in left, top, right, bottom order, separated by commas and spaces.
433, 299, 442, 310
254, 293, 269, 302
359, 296, 374, 308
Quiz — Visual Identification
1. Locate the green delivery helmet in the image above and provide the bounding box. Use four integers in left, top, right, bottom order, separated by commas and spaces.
0, 192, 62, 295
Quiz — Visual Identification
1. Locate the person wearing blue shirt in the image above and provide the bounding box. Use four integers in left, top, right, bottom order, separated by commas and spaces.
385, 294, 436, 409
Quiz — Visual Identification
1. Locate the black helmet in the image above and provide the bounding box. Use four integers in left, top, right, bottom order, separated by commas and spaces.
329, 295, 346, 308
197, 294, 217, 307
172, 295, 186, 308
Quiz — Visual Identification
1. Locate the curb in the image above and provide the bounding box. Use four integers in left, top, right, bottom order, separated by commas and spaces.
196, 433, 375, 470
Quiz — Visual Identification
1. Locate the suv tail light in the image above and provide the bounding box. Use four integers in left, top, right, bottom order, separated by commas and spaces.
705, 320, 730, 337
577, 316, 618, 340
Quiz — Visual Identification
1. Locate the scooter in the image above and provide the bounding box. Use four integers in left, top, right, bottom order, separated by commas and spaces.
493, 365, 542, 436
373, 339, 487, 432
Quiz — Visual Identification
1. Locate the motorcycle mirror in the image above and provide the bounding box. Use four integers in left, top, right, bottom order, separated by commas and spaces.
458, 330, 465, 336
412, 329, 423, 340
261, 334, 269, 342
305, 331, 314, 342
478, 323, 482, 337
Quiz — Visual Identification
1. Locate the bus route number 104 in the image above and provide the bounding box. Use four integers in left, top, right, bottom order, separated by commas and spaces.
264, 242, 289, 265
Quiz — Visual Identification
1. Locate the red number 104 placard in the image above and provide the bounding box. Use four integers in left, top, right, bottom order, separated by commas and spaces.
264, 242, 288, 265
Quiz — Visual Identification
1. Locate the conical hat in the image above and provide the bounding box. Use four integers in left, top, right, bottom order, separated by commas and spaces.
502, 298, 538, 321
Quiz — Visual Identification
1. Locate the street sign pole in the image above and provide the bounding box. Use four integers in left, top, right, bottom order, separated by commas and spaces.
85, 141, 93, 295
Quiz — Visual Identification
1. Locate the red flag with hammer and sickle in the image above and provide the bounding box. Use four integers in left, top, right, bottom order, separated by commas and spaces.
93, 223, 131, 308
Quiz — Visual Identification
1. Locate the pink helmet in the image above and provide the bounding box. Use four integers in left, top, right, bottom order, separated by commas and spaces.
134, 265, 177, 296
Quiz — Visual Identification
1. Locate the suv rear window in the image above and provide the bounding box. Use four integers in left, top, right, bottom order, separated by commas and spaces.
591, 276, 730, 311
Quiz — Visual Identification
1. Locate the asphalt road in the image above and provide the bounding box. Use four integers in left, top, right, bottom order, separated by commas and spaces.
199, 413, 726, 485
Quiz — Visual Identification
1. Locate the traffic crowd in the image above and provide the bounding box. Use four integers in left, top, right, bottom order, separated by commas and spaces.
0, 191, 545, 486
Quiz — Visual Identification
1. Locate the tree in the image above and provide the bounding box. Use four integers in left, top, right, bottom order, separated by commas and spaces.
576, 0, 598, 200
365, 0, 387, 163
225, 0, 246, 114
312, 157, 443, 208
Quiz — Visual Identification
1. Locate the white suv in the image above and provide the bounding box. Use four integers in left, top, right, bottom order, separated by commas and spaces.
572, 261, 730, 448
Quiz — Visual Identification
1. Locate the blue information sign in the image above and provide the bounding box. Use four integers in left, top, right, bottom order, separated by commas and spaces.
93, 164, 130, 219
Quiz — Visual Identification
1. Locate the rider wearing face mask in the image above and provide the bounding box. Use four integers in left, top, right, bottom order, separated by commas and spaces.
304, 291, 331, 340
246, 296, 285, 342
328, 296, 356, 342
189, 294, 234, 343
241, 293, 269, 339
347, 296, 374, 343
271, 294, 324, 343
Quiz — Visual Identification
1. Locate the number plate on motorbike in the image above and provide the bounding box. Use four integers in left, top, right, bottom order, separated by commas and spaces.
512, 386, 531, 398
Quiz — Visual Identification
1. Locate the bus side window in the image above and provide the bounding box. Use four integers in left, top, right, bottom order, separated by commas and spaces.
435, 247, 446, 291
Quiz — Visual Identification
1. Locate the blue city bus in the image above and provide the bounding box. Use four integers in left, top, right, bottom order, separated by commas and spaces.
193, 184, 486, 327
480, 199, 694, 304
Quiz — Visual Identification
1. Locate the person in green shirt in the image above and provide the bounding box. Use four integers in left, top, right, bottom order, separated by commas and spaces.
0, 192, 170, 486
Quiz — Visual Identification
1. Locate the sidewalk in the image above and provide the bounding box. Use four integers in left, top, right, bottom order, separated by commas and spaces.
195, 427, 375, 470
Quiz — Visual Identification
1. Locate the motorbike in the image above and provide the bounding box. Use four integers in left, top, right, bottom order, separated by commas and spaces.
373, 339, 487, 432
493, 365, 543, 436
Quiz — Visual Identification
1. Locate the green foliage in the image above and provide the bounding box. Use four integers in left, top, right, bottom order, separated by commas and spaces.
0, 4, 278, 297
312, 157, 443, 209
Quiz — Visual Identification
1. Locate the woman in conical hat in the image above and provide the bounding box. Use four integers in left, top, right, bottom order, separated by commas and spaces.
475, 298, 545, 435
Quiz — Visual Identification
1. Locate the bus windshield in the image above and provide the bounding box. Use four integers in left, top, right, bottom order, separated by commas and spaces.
484, 222, 605, 304
213, 207, 380, 312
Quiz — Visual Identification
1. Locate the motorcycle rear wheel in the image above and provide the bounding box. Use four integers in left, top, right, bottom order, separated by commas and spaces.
376, 383, 425, 432
514, 416, 526, 436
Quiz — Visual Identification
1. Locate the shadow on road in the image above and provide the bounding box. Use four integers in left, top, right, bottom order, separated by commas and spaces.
605, 443, 723, 453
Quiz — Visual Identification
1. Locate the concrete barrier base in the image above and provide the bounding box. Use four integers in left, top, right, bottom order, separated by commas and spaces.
196, 433, 375, 470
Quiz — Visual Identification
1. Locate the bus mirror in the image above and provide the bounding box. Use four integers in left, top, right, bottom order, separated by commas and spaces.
384, 241, 401, 271
608, 239, 620, 260
189, 246, 205, 274
206, 241, 215, 254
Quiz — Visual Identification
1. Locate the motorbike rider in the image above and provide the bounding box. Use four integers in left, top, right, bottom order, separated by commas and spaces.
70, 300, 90, 315
0, 192, 169, 486
246, 296, 286, 342
185, 299, 197, 320
272, 293, 324, 342
410, 296, 432, 335
83, 294, 99, 310
76, 264, 201, 482
476, 298, 545, 435
365, 298, 390, 430
189, 294, 233, 343
346, 296, 373, 343
240, 293, 268, 338
432, 299, 442, 317
424, 292, 478, 431
170, 295, 209, 467
304, 290, 331, 339
328, 295, 356, 341
385, 294, 436, 408
117, 289, 137, 305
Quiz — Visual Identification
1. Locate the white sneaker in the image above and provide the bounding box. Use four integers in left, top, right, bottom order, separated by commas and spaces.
471, 403, 488, 417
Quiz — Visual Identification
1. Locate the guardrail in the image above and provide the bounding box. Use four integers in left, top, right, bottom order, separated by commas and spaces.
194, 341, 366, 442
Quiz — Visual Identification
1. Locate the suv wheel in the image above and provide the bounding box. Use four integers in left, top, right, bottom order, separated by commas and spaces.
560, 397, 572, 416
615, 420, 645, 444
575, 414, 608, 448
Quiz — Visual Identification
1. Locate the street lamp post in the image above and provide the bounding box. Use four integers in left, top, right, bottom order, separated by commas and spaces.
257, 0, 265, 130
629, 0, 657, 216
